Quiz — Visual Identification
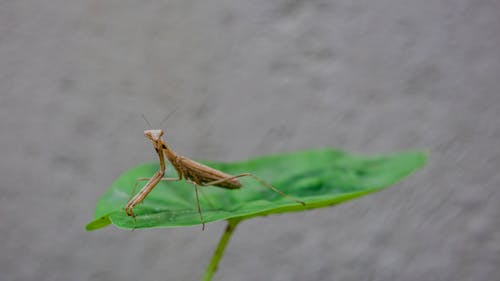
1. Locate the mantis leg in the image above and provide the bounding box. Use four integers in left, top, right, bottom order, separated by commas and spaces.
128, 177, 182, 209
125, 170, 165, 217
200, 173, 305, 206
138, 176, 215, 208
188, 181, 205, 230
136, 177, 181, 181
134, 176, 213, 224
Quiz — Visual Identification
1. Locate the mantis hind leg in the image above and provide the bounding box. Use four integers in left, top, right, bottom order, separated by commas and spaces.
200, 173, 305, 206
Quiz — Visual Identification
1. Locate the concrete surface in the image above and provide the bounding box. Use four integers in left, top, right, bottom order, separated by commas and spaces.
1, 0, 499, 280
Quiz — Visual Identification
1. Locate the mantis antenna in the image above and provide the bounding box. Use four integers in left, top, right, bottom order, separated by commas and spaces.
141, 107, 178, 129
141, 114, 153, 129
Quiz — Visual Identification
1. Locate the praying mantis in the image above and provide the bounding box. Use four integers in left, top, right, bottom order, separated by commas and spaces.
125, 129, 305, 229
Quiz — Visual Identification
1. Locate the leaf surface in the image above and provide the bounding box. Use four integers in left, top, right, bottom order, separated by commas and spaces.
86, 148, 426, 231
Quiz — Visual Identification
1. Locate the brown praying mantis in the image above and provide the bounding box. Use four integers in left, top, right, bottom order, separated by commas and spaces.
125, 129, 305, 229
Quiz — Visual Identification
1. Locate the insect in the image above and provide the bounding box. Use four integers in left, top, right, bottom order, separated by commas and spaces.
125, 129, 305, 229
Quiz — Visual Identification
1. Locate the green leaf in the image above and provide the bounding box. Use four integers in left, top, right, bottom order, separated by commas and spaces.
86, 148, 426, 231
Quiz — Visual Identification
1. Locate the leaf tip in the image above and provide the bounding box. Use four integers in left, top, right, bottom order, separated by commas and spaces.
86, 216, 112, 231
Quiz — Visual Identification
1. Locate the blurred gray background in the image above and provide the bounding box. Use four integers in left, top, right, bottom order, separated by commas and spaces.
1, 0, 499, 280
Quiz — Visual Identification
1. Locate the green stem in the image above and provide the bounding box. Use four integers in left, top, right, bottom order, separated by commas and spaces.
202, 218, 242, 281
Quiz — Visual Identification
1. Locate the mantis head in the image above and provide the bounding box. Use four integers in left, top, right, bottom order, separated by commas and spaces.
144, 129, 164, 143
